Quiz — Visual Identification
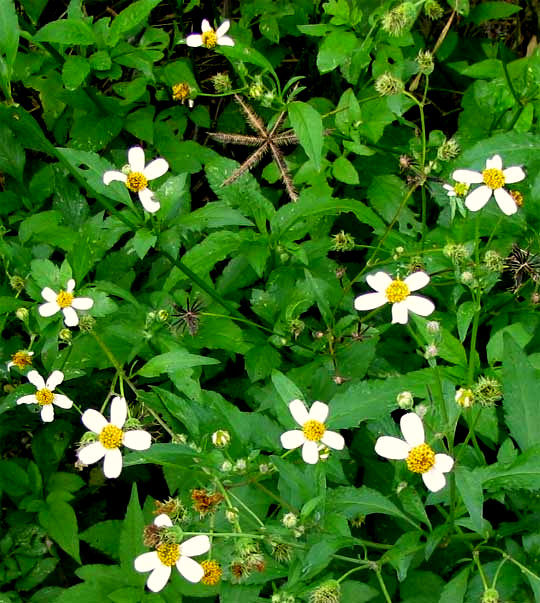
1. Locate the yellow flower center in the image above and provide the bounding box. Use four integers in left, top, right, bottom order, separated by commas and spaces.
36, 388, 54, 406
482, 168, 505, 190
156, 543, 180, 567
56, 291, 74, 308
385, 280, 410, 303
302, 419, 326, 442
126, 171, 148, 192
10, 351, 33, 369
201, 560, 222, 585
453, 182, 469, 196
202, 30, 218, 48
98, 424, 123, 449
406, 443, 436, 474
172, 82, 191, 101
510, 190, 523, 207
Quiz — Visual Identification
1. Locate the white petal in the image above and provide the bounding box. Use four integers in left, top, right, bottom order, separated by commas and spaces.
147, 565, 172, 593
27, 370, 45, 390
374, 436, 410, 459
493, 188, 517, 215
503, 165, 525, 184
280, 429, 305, 449
17, 394, 38, 405
45, 370, 64, 391
433, 453, 454, 473
180, 535, 211, 557
403, 271, 429, 291
400, 412, 424, 447
422, 469, 446, 492
103, 448, 123, 478
217, 35, 235, 46
321, 430, 345, 450
143, 158, 169, 181
405, 295, 435, 317
53, 394, 73, 409
62, 307, 79, 327
216, 20, 230, 36
154, 514, 173, 527
186, 34, 203, 47
138, 188, 160, 213
201, 19, 211, 32
103, 170, 127, 185
302, 440, 319, 464
391, 301, 409, 324
39, 301, 60, 317
110, 396, 127, 428
128, 146, 146, 172
443, 183, 453, 191
451, 169, 483, 184
308, 401, 329, 423
71, 296, 94, 310
78, 441, 107, 465
81, 408, 108, 433
366, 271, 393, 292
135, 551, 160, 573
289, 399, 309, 426
123, 430, 151, 450
465, 185, 492, 212
176, 556, 204, 583
354, 292, 387, 311
41, 405, 54, 422
41, 287, 58, 303
486, 154, 502, 170
66, 279, 76, 293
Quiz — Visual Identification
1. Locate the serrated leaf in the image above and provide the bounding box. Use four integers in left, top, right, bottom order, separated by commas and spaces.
317, 30, 357, 73
271, 370, 304, 406
245, 344, 281, 382
288, 101, 323, 170
483, 447, 540, 490
138, 349, 219, 377
34, 19, 96, 45
62, 55, 90, 90
119, 484, 145, 573
131, 228, 156, 259
502, 333, 540, 451
109, 0, 162, 45
457, 301, 475, 342
80, 520, 122, 560
39, 496, 80, 563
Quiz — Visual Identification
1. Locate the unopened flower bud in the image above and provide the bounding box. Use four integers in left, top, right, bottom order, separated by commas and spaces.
225, 507, 239, 524
220, 460, 233, 472
282, 512, 298, 528
455, 387, 474, 408
59, 328, 72, 342
426, 320, 440, 333
16, 307, 29, 322
397, 391, 414, 409
157, 309, 169, 321
212, 429, 231, 448
234, 458, 247, 473
79, 314, 96, 333
424, 344, 438, 359
481, 588, 500, 603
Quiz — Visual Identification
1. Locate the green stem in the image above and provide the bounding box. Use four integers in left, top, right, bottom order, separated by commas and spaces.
374, 564, 393, 603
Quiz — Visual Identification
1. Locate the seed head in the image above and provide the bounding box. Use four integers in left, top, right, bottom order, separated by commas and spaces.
309, 580, 341, 603
437, 137, 460, 161
484, 250, 504, 272
10, 276, 25, 292
416, 50, 434, 75
381, 4, 415, 36
473, 376, 502, 407
375, 72, 404, 96
332, 230, 356, 251
424, 0, 444, 19
212, 72, 232, 93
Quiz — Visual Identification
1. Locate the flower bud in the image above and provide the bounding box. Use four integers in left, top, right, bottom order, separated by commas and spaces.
10, 276, 25, 292
455, 387, 474, 408
212, 429, 231, 448
426, 320, 440, 333
16, 307, 29, 322
397, 391, 414, 410
59, 328, 72, 343
332, 230, 356, 251
481, 588, 500, 603
212, 72, 232, 93
282, 512, 298, 528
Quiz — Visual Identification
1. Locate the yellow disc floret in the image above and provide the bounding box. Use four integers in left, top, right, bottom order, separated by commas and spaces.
453, 182, 469, 197
202, 30, 218, 48
172, 82, 191, 102
98, 425, 123, 449
510, 190, 523, 207
36, 388, 54, 406
385, 280, 410, 303
303, 419, 326, 442
10, 351, 33, 369
406, 443, 436, 474
126, 172, 148, 192
56, 290, 74, 308
201, 560, 222, 585
157, 543, 180, 567
482, 168, 505, 190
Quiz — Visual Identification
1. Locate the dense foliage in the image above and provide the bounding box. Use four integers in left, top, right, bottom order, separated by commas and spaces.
2, 0, 540, 602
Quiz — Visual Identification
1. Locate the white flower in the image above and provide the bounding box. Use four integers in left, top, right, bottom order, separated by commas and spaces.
375, 412, 454, 492
186, 19, 234, 48
17, 370, 73, 423
452, 154, 525, 216
39, 279, 93, 327
280, 399, 345, 464
134, 514, 210, 592
103, 146, 169, 213
443, 182, 469, 197
354, 271, 435, 324
77, 396, 151, 478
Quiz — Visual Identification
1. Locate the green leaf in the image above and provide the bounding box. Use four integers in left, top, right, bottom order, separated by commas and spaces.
245, 344, 281, 382
438, 567, 469, 603
288, 101, 323, 171
333, 155, 359, 184
34, 19, 96, 45
317, 30, 357, 73
332, 486, 419, 528
466, 1, 521, 24
483, 446, 540, 490
138, 349, 219, 377
62, 55, 90, 90
502, 333, 540, 452
271, 369, 305, 406
487, 322, 535, 365
123, 442, 199, 469
454, 466, 486, 535
0, 459, 30, 498
80, 520, 122, 560
456, 301, 475, 342
39, 495, 80, 563
0, 123, 25, 182
0, 0, 19, 95
109, 0, 162, 45
131, 228, 157, 259
119, 484, 145, 573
